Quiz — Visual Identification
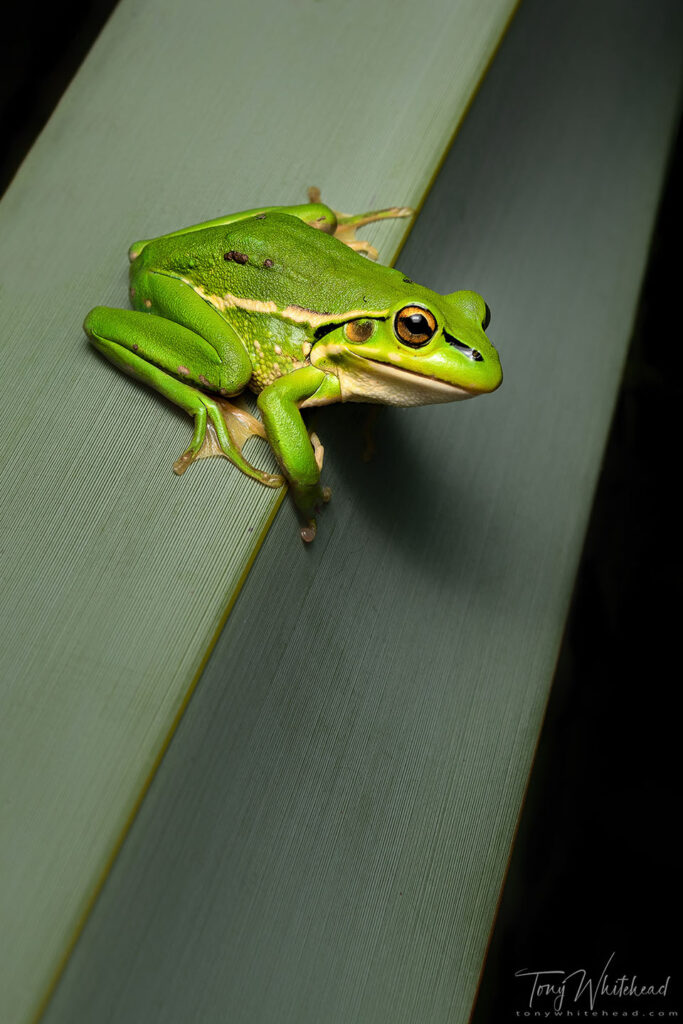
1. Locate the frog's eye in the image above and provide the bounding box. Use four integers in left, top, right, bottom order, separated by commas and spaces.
394, 306, 437, 347
344, 319, 376, 343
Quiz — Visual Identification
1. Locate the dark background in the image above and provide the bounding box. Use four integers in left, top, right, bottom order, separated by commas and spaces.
2, 4, 679, 1019
472, 117, 681, 1020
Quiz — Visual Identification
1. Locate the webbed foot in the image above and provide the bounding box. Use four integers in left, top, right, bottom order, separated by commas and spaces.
307, 187, 413, 262
174, 396, 284, 488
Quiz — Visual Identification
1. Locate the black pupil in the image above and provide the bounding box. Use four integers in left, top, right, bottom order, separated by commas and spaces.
406, 314, 430, 335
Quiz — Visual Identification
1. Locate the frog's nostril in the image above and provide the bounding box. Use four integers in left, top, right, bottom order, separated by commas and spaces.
444, 331, 483, 362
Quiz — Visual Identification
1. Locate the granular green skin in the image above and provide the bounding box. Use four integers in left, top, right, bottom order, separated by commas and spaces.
227, 308, 310, 390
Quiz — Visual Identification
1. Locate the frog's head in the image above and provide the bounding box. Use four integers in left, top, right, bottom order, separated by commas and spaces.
310, 290, 502, 406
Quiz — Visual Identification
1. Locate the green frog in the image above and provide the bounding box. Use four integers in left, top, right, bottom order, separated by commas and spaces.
85, 192, 502, 540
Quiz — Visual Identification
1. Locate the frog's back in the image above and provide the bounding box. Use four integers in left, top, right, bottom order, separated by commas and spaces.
138, 212, 418, 318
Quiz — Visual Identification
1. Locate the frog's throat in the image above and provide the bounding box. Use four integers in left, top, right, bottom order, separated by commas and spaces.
186, 280, 388, 330
309, 346, 473, 407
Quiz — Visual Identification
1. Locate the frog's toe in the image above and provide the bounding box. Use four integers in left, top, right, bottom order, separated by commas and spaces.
300, 521, 317, 543
331, 202, 413, 259
173, 449, 197, 476
173, 415, 218, 475
258, 470, 286, 488
310, 431, 325, 472
346, 239, 379, 261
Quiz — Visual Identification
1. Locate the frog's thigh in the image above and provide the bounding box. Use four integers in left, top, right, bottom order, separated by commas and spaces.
85, 305, 227, 391
85, 308, 281, 485
132, 270, 252, 393
86, 310, 214, 415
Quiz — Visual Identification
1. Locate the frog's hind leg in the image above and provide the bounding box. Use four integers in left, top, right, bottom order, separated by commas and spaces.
85, 306, 283, 487
307, 186, 413, 261
134, 267, 286, 482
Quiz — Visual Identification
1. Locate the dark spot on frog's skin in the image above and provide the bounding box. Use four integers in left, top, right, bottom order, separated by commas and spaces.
255, 213, 266, 220
224, 250, 249, 264
402, 278, 413, 284
132, 343, 139, 351
263, 259, 274, 268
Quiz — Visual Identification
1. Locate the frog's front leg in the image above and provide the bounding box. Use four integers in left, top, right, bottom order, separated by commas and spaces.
84, 302, 282, 487
257, 366, 340, 542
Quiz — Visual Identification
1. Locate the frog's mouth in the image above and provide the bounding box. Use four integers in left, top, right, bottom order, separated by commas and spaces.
332, 351, 474, 407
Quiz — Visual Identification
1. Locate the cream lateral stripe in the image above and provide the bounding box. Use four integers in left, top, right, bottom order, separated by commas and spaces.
186, 279, 389, 329
281, 305, 388, 328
